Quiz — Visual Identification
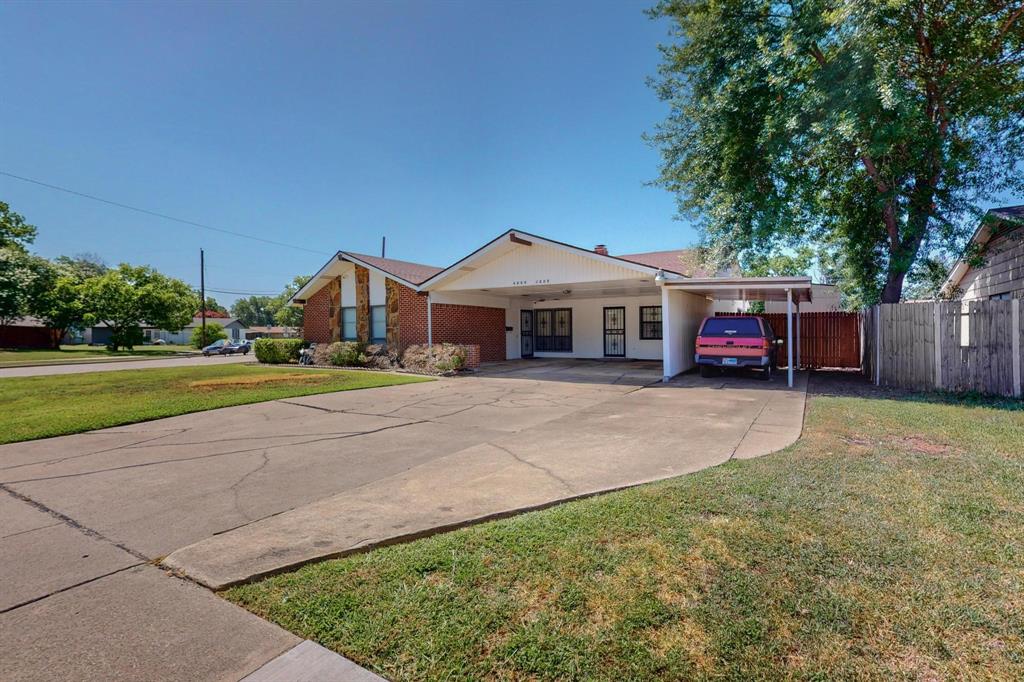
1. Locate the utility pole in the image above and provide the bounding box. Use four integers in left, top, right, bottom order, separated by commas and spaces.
381, 236, 386, 258
200, 249, 206, 346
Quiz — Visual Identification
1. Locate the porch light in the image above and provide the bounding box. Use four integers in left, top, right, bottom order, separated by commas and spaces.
654, 269, 666, 283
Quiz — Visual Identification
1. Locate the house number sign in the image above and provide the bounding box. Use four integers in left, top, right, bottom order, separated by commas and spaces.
512, 279, 550, 286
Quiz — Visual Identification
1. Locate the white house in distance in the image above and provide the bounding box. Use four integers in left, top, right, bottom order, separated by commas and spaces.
292, 229, 812, 386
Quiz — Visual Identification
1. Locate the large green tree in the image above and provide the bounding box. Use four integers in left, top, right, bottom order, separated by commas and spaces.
0, 202, 43, 325
231, 295, 277, 327
27, 258, 89, 345
81, 264, 198, 350
648, 0, 1024, 304
0, 201, 37, 250
272, 275, 311, 329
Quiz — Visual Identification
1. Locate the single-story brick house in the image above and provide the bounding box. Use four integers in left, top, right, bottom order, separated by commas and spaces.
291, 229, 812, 383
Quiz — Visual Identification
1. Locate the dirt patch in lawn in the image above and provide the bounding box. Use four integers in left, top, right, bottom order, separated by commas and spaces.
897, 436, 952, 456
188, 373, 333, 390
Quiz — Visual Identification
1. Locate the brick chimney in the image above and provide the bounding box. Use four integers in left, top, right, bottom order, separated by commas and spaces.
594, 244, 609, 256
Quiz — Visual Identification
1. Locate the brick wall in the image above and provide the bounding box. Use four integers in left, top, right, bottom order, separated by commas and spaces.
396, 287, 506, 362
397, 285, 429, 348
302, 285, 332, 343
464, 344, 481, 368
431, 303, 506, 362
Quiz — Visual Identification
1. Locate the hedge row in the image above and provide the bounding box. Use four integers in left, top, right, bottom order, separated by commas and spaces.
253, 338, 305, 364
255, 339, 468, 375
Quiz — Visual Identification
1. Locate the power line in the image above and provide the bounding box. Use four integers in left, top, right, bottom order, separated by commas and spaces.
0, 170, 332, 257
206, 287, 281, 296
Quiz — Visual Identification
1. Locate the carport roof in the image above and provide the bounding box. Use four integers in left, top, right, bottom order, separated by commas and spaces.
662, 276, 813, 303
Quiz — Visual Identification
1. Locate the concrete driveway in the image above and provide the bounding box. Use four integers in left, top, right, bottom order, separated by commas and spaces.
1, 361, 805, 680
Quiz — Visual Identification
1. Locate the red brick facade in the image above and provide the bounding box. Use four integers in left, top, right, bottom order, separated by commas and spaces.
396, 285, 505, 361
305, 277, 507, 363
429, 303, 506, 362
302, 284, 332, 343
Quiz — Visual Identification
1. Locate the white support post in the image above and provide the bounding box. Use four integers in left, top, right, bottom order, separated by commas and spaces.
426, 292, 433, 346
786, 289, 793, 388
795, 301, 801, 369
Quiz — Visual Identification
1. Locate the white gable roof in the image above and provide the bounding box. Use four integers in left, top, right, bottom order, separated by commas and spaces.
420, 229, 663, 292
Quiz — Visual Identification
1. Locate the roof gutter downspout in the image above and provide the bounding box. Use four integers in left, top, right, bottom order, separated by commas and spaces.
426, 292, 432, 346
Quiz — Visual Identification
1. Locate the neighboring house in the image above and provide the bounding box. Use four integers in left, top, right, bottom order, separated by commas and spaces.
86, 317, 250, 345
150, 317, 250, 345
0, 317, 61, 349
291, 229, 813, 381
942, 204, 1024, 301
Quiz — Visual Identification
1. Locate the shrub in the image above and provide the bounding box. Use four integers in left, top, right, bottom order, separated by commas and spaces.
254, 338, 304, 364
190, 322, 227, 349
401, 343, 467, 375
328, 341, 366, 367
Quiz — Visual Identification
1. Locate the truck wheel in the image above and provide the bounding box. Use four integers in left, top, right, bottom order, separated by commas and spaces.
760, 364, 772, 381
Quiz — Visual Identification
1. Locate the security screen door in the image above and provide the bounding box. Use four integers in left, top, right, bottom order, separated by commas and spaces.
520, 309, 534, 358
603, 307, 625, 357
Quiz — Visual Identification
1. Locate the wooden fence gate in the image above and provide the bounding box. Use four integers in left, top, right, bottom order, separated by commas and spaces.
862, 300, 1024, 397
716, 311, 861, 368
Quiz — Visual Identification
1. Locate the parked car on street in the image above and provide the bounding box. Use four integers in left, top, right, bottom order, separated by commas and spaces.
202, 339, 251, 356
695, 316, 779, 380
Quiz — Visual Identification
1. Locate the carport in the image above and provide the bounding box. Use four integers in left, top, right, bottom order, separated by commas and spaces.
658, 275, 813, 388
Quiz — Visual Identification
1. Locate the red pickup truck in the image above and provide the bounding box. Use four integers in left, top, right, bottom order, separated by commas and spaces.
695, 316, 778, 380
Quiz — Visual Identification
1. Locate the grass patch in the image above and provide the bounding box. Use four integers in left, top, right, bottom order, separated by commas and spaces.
0, 344, 194, 367
226, 387, 1024, 680
0, 365, 430, 444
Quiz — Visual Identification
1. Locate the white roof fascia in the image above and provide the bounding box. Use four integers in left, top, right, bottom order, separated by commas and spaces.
336, 252, 421, 289
418, 229, 663, 291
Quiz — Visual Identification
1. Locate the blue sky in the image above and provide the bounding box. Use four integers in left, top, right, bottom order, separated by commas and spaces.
0, 0, 684, 306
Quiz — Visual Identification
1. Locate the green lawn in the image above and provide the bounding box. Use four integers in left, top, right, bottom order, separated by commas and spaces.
0, 344, 196, 367
226, 379, 1024, 680
0, 365, 430, 444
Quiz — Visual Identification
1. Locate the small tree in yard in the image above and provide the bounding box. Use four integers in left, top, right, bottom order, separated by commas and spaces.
648, 0, 1024, 304
191, 321, 227, 349
81, 264, 198, 350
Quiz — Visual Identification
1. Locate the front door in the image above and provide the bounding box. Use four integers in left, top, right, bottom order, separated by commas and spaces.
603, 306, 625, 357
520, 310, 534, 358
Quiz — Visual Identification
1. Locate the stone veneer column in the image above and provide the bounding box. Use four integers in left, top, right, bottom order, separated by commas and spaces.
327, 276, 342, 343
355, 265, 370, 343
385, 279, 401, 349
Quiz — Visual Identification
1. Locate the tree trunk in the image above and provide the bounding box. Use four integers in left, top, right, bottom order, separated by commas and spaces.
880, 267, 907, 303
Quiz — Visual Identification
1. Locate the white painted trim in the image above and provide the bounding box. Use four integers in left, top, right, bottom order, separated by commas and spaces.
1012, 299, 1021, 397
418, 229, 664, 290
795, 302, 800, 369
338, 252, 421, 289
786, 290, 793, 388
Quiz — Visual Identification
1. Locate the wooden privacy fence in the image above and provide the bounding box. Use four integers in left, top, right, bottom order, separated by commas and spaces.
716, 312, 862, 368
862, 300, 1024, 397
